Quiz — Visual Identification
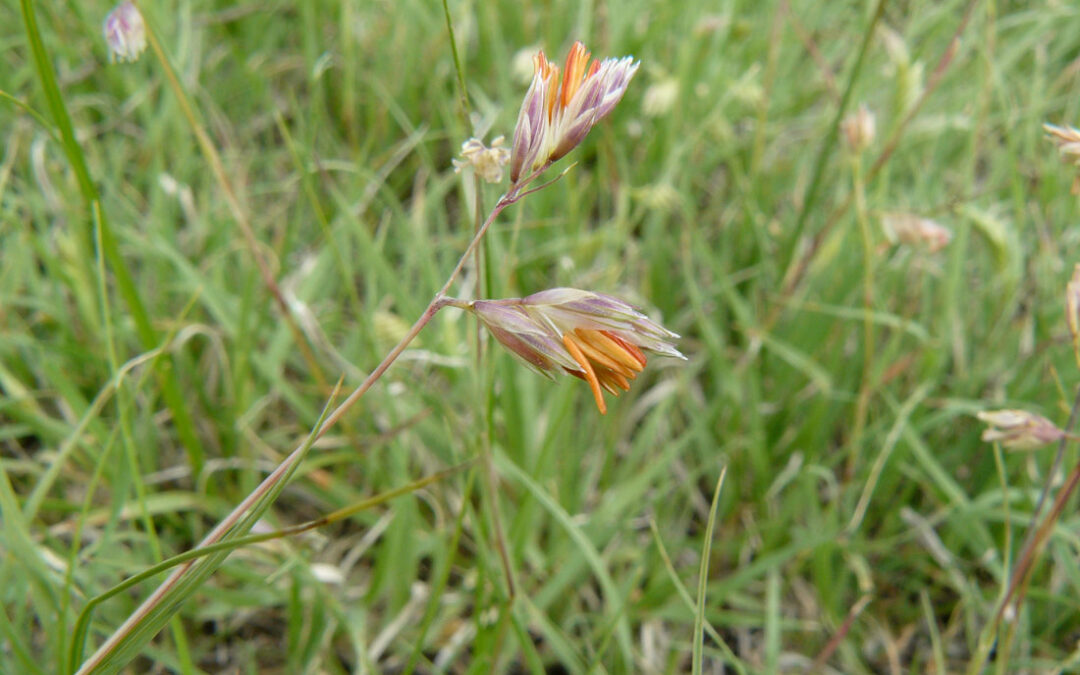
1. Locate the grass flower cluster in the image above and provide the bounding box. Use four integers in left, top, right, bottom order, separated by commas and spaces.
101, 1, 145, 63
464, 288, 684, 414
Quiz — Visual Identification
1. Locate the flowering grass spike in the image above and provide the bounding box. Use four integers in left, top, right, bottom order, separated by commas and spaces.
841, 103, 876, 153
976, 409, 1065, 450
103, 1, 147, 63
880, 212, 952, 252
1044, 122, 1080, 194
466, 288, 684, 414
510, 42, 640, 184
453, 136, 511, 184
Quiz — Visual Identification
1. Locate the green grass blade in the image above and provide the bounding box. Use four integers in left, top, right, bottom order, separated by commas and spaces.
692, 467, 726, 675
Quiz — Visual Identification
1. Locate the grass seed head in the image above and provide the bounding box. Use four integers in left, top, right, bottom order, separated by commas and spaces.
841, 103, 876, 153
103, 1, 147, 64
509, 42, 640, 184
470, 288, 684, 414
453, 137, 510, 184
880, 212, 952, 253
1044, 123, 1080, 194
976, 409, 1065, 450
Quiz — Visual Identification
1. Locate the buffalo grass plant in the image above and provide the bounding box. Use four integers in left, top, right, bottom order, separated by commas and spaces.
4, 0, 1080, 672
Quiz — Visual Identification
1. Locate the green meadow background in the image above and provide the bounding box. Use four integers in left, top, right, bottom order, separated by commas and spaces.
3, 0, 1080, 672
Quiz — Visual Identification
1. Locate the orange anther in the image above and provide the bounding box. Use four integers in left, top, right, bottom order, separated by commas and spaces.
580, 330, 646, 372
563, 333, 606, 414
603, 331, 647, 368
572, 329, 635, 377
560, 41, 592, 108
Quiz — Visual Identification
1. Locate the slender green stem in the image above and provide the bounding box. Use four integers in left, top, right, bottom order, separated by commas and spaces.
440, 0, 470, 116
648, 520, 744, 673
848, 153, 875, 476
471, 175, 516, 598
481, 442, 516, 598
692, 468, 727, 675
474, 174, 486, 361
984, 443, 1012, 675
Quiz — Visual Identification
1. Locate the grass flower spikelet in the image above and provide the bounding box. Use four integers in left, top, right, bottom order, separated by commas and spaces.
509, 41, 640, 184
453, 136, 511, 184
976, 409, 1065, 450
103, 1, 147, 63
469, 288, 684, 414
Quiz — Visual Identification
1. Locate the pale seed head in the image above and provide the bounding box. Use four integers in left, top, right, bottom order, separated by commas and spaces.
841, 104, 876, 153
1044, 123, 1080, 163
881, 212, 952, 253
1044, 123, 1080, 194
452, 136, 510, 184
103, 1, 147, 64
976, 409, 1065, 450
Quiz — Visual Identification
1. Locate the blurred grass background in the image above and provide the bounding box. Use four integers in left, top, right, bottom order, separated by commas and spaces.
3, 0, 1080, 672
